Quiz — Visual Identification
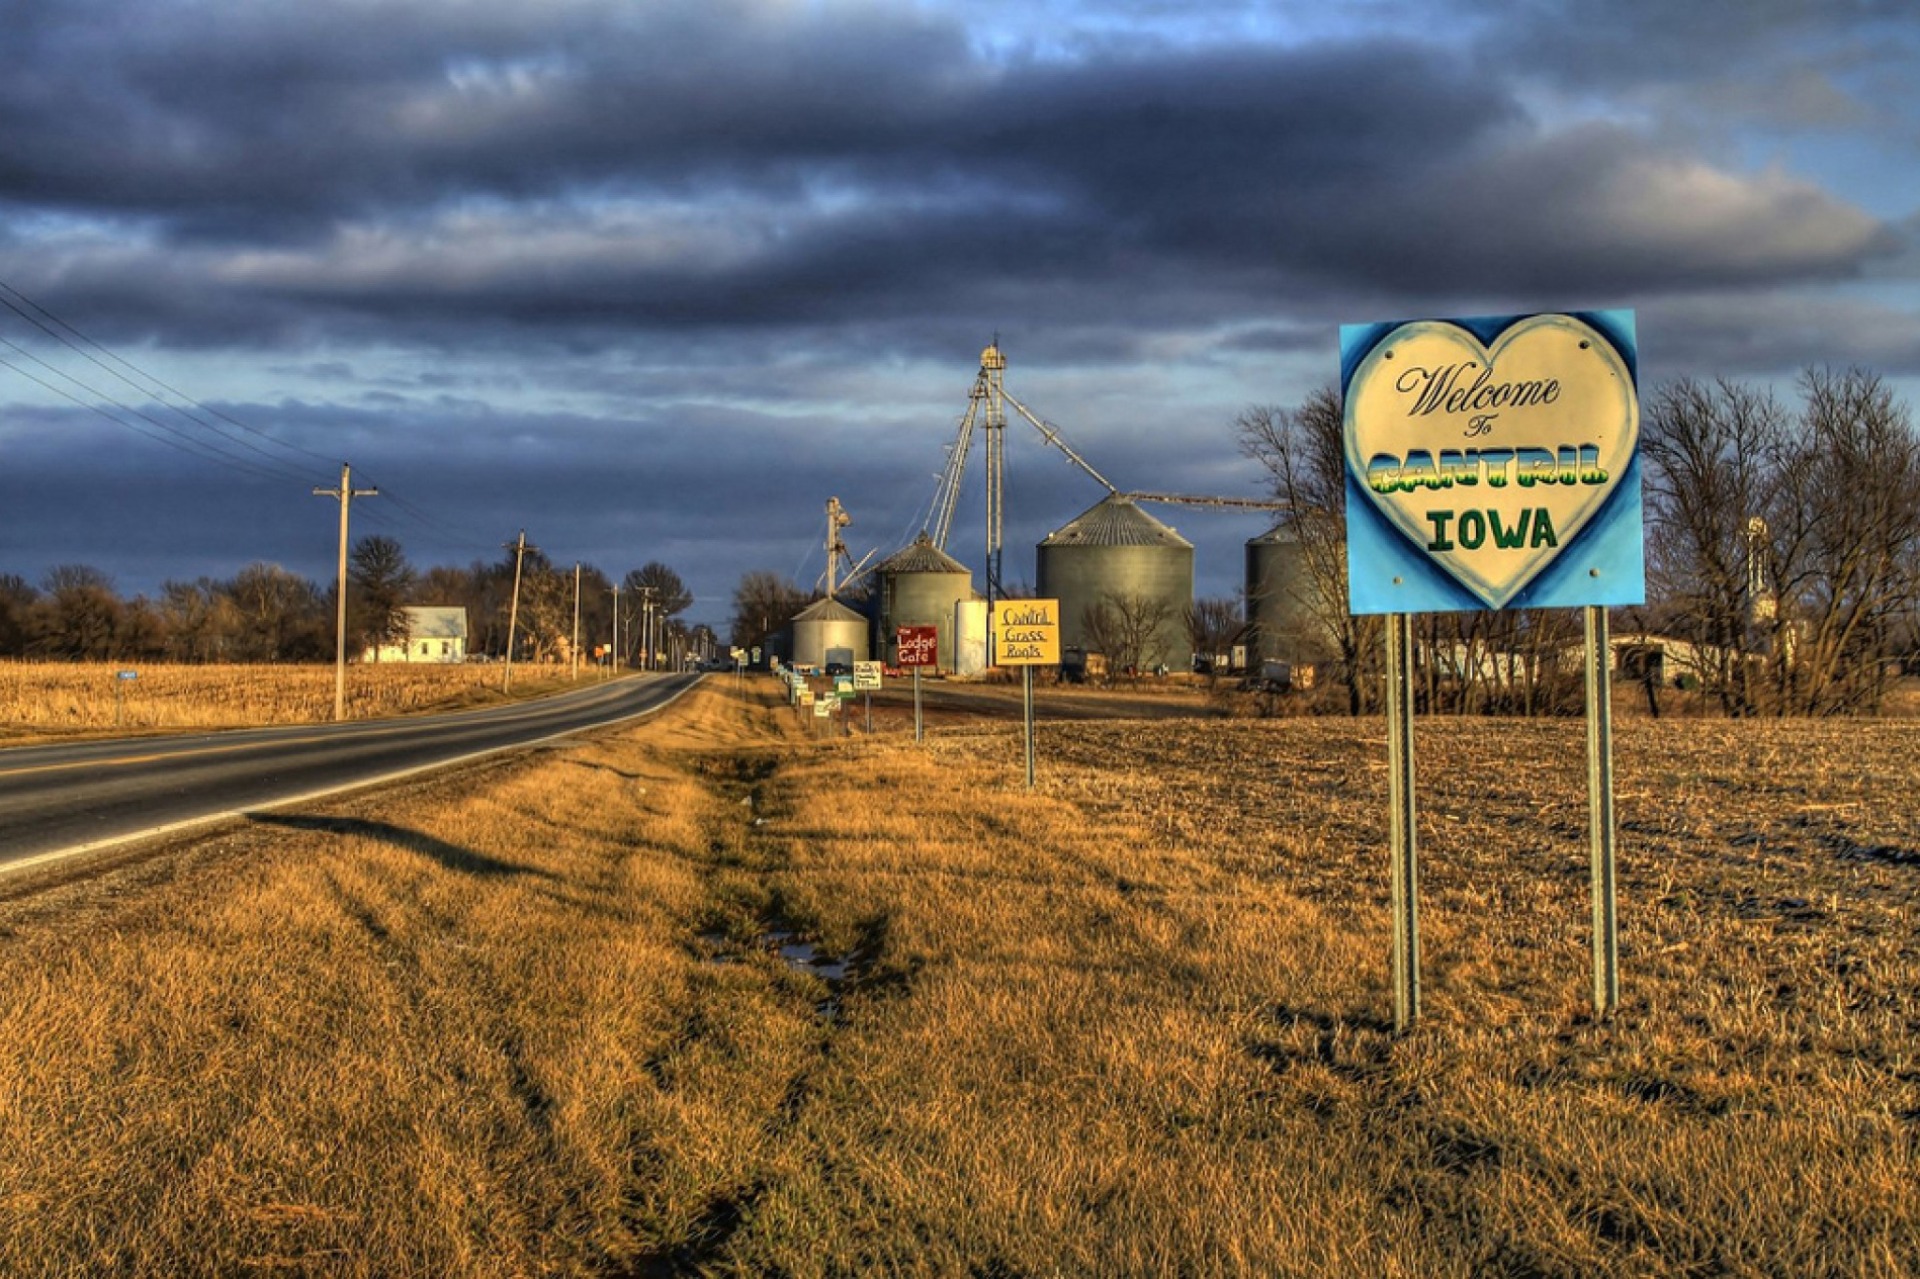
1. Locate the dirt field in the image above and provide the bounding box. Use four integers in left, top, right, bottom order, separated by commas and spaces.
0, 678, 1914, 1275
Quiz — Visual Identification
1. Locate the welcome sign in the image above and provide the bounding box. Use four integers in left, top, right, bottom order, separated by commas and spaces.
1343, 311, 1644, 613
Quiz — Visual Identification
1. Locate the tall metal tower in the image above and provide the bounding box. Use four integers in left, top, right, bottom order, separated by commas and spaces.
923, 341, 1284, 611
977, 343, 1008, 605
824, 496, 852, 598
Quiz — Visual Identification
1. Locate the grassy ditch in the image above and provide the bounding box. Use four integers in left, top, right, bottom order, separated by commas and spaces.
0, 680, 1916, 1275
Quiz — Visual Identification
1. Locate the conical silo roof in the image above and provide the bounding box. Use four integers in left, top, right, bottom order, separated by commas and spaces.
874, 533, 971, 576
1248, 518, 1301, 546
1039, 494, 1193, 549
792, 596, 866, 624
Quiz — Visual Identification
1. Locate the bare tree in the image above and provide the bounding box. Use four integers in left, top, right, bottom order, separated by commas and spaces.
1185, 596, 1242, 675
0, 574, 40, 657
730, 571, 810, 650
1641, 377, 1786, 715
1764, 367, 1920, 714
32, 565, 122, 660
159, 577, 239, 662
1082, 590, 1176, 679
224, 563, 327, 662
1237, 389, 1381, 713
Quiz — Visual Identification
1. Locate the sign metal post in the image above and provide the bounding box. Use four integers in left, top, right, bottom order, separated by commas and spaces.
1586, 604, 1620, 1015
991, 600, 1059, 790
896, 626, 938, 742
114, 669, 137, 730
1384, 614, 1420, 1033
1341, 310, 1643, 1031
853, 661, 883, 734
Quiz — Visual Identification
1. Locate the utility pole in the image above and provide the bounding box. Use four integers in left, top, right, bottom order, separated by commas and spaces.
571, 563, 581, 682
638, 584, 659, 671
313, 462, 378, 722
502, 530, 535, 693
609, 583, 621, 674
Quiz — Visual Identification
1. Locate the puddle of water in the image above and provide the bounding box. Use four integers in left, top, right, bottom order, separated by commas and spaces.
694, 924, 861, 1018
776, 938, 850, 984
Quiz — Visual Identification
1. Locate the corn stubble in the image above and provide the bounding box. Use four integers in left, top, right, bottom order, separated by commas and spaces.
0, 683, 1914, 1275
0, 661, 575, 737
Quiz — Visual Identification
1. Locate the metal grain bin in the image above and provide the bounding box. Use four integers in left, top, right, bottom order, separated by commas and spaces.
874, 533, 975, 672
1036, 495, 1194, 672
1245, 519, 1335, 665
790, 596, 870, 669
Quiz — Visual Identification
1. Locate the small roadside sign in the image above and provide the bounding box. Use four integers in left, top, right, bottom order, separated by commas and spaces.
896, 625, 937, 668
813, 697, 830, 718
852, 661, 883, 690
798, 688, 815, 708
992, 599, 1060, 666
116, 670, 138, 681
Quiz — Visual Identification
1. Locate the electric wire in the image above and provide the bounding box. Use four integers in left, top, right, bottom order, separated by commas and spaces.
0, 349, 298, 485
0, 280, 337, 478
0, 274, 531, 569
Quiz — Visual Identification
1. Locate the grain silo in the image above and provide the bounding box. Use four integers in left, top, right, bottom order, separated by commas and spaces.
1036, 494, 1194, 672
1245, 519, 1335, 666
790, 596, 870, 670
873, 533, 975, 671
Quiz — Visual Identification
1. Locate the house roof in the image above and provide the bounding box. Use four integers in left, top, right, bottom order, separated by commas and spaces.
402, 606, 469, 640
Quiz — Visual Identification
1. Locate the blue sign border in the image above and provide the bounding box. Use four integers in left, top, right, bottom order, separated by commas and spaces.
1341, 309, 1646, 615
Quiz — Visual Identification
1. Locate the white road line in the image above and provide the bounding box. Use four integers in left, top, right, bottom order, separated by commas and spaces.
0, 676, 705, 880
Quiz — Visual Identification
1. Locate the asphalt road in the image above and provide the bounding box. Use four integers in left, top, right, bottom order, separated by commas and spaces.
0, 672, 703, 876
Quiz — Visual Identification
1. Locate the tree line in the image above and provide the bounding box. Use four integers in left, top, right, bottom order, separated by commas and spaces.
0, 537, 710, 667
1239, 366, 1920, 716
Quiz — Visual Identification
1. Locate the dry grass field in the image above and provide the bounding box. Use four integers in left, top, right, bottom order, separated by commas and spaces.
0, 661, 591, 739
0, 678, 1915, 1275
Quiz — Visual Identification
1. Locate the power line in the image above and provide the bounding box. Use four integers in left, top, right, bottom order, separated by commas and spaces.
0, 349, 303, 484
0, 277, 338, 472
0, 274, 520, 565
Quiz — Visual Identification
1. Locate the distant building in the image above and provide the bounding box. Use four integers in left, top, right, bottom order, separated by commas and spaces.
365, 606, 469, 664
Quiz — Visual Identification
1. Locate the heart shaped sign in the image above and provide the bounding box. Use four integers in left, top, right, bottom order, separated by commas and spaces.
1344, 314, 1638, 609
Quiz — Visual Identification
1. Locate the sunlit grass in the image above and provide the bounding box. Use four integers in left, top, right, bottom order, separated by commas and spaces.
0, 660, 597, 738
0, 679, 1914, 1274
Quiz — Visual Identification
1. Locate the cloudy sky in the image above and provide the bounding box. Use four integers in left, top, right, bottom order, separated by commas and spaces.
2, 0, 1915, 627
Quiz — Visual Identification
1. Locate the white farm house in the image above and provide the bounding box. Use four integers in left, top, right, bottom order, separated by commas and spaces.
366, 606, 469, 664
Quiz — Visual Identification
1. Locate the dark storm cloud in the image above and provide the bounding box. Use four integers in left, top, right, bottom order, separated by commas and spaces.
1, 1, 1913, 614
0, 0, 1896, 355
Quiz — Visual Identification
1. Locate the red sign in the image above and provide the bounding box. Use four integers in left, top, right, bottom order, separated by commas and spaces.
896, 625, 938, 668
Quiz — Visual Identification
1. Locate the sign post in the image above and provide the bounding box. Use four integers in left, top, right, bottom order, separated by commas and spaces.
991, 600, 1060, 789
1342, 310, 1642, 1028
114, 669, 138, 730
1383, 614, 1419, 1031
1586, 605, 1620, 1012
896, 625, 938, 742
853, 661, 882, 733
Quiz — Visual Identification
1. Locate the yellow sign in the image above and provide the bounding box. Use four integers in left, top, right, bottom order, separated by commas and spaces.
993, 598, 1061, 666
